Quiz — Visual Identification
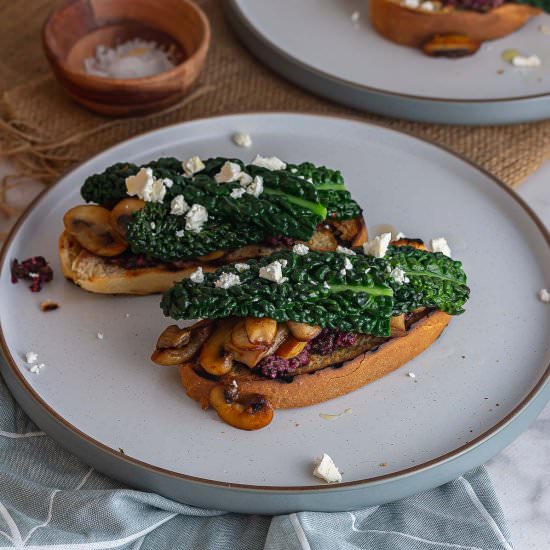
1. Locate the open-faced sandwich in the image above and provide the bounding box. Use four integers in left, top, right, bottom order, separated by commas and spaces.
368, 0, 543, 57
59, 155, 366, 295
152, 236, 470, 430
59, 156, 367, 294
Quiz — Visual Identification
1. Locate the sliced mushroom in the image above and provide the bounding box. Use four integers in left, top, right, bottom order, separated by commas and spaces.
226, 323, 289, 368
197, 250, 227, 262
275, 335, 308, 360
199, 319, 236, 376
286, 321, 321, 342
110, 198, 145, 238
64, 205, 128, 257
391, 238, 427, 251
390, 315, 407, 337
230, 321, 266, 351
209, 385, 274, 430
423, 34, 480, 58
244, 317, 278, 346
156, 325, 192, 349
152, 322, 213, 366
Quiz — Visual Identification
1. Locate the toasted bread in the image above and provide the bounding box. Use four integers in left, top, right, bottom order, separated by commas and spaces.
59, 216, 367, 295
178, 310, 450, 409
369, 0, 541, 49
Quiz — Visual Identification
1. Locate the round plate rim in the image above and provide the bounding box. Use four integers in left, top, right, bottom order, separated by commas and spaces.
1, 111, 549, 493
226, 0, 550, 105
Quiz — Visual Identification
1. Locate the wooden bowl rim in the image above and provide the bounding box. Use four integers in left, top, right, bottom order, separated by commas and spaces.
383, 0, 542, 17
42, 0, 211, 86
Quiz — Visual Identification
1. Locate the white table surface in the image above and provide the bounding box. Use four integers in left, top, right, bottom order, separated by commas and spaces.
0, 157, 548, 549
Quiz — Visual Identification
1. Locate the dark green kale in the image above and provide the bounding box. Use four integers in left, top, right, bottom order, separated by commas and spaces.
385, 246, 470, 316
161, 247, 470, 336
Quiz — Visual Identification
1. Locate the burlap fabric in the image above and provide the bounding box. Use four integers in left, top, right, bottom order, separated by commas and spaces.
1, 0, 550, 217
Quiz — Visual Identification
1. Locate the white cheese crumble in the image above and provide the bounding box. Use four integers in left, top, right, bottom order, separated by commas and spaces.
234, 263, 251, 272
407, 372, 416, 378
30, 363, 45, 374
512, 55, 541, 68
539, 24, 550, 36
97, 332, 104, 340
230, 187, 246, 199
363, 233, 392, 258
215, 161, 243, 183
343, 257, 353, 271
162, 178, 174, 188
350, 10, 360, 21
403, 0, 420, 7
323, 281, 330, 289
125, 167, 166, 203
539, 288, 550, 303
215, 272, 241, 289
233, 132, 252, 148
175, 229, 185, 238
390, 267, 410, 285
150, 222, 156, 230
293, 243, 310, 256
185, 204, 208, 232
170, 195, 190, 216
259, 260, 288, 284
430, 237, 452, 257
245, 175, 264, 198
313, 453, 342, 483
25, 352, 38, 364
394, 231, 405, 240
182, 156, 205, 177
125, 313, 131, 318
336, 245, 356, 256
420, 1, 434, 10
189, 267, 204, 284
251, 155, 286, 171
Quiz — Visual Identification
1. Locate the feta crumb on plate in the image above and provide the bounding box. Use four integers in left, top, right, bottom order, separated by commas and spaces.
363, 233, 392, 258
293, 243, 310, 256
407, 372, 416, 379
182, 156, 205, 177
430, 237, 452, 257
251, 155, 286, 171
313, 453, 342, 483
190, 267, 204, 284
97, 332, 104, 340
25, 351, 38, 364
512, 55, 541, 68
350, 11, 360, 21
215, 272, 241, 289
30, 363, 45, 374
233, 132, 252, 147
259, 260, 288, 284
539, 288, 550, 303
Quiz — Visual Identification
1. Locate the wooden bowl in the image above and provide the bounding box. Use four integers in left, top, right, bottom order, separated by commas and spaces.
43, 0, 210, 116
369, 0, 541, 49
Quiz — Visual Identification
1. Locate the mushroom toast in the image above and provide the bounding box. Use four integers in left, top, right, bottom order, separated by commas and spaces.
152, 237, 470, 430
369, 0, 542, 57
60, 155, 366, 295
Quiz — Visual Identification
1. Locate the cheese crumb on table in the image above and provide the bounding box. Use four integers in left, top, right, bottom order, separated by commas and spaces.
215, 161, 243, 183
511, 55, 541, 68
233, 132, 252, 148
313, 453, 343, 483
539, 288, 550, 303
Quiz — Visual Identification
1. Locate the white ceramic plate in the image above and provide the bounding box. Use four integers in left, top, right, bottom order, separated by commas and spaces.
226, 0, 550, 124
1, 113, 549, 513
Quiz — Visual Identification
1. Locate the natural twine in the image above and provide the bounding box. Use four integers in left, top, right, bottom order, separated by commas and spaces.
1, 0, 550, 219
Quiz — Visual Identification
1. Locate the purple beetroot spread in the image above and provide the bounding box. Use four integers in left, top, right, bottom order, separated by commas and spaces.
11, 257, 53, 292
264, 234, 296, 248
443, 0, 505, 11
256, 328, 359, 379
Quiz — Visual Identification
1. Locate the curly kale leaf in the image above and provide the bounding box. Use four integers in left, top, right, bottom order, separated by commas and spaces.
161, 250, 394, 335
386, 246, 470, 315
126, 203, 266, 261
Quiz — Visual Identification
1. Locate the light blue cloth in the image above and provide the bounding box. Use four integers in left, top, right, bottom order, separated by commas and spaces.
0, 374, 514, 550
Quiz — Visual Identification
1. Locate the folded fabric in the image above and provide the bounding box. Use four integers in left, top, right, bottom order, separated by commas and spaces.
0, 374, 514, 550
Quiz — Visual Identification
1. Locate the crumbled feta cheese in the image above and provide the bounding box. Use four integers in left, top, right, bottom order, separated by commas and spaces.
339, 268, 347, 276
512, 55, 541, 68
403, 0, 420, 7
323, 281, 330, 289
230, 187, 246, 199
125, 167, 166, 203
97, 332, 104, 340
420, 1, 434, 10
350, 10, 360, 21
539, 288, 550, 303
239, 173, 253, 186
313, 453, 342, 483
407, 372, 416, 379
336, 245, 356, 256
170, 195, 190, 216
175, 229, 185, 238
234, 263, 250, 272
245, 175, 264, 198
394, 231, 405, 240
259, 260, 288, 284
150, 222, 156, 230
390, 267, 410, 285
539, 24, 550, 36
430, 237, 452, 257
189, 267, 204, 284
185, 204, 208, 232
343, 257, 353, 271
25, 352, 38, 364
30, 363, 45, 374
162, 178, 174, 188
233, 132, 252, 148
182, 156, 205, 177
293, 243, 310, 255
125, 313, 131, 318
251, 155, 286, 171
279, 259, 288, 268
215, 161, 243, 183
363, 233, 392, 258
215, 272, 241, 289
